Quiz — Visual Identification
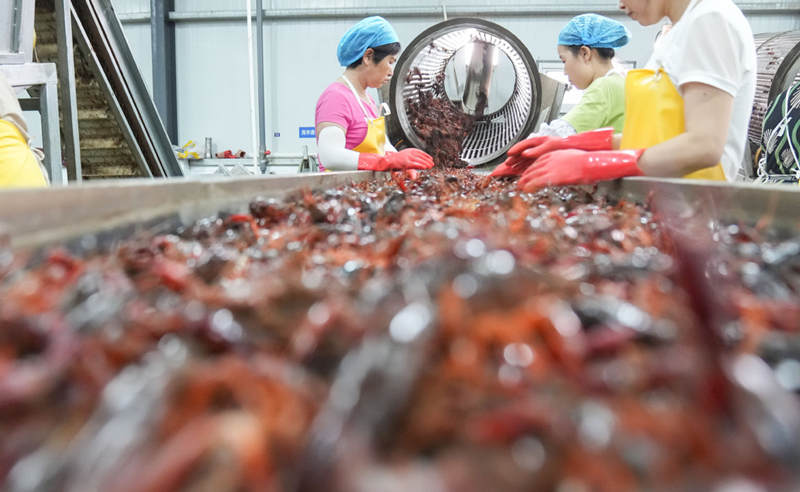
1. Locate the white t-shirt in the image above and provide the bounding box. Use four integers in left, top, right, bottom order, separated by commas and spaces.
645, 0, 756, 181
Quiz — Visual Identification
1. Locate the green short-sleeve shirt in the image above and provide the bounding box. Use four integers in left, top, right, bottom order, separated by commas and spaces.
562, 72, 625, 134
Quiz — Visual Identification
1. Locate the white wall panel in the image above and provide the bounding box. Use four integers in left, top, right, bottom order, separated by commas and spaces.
111, 0, 149, 14
173, 21, 269, 152
175, 0, 247, 11
110, 2, 800, 157
272, 19, 362, 153
748, 15, 800, 33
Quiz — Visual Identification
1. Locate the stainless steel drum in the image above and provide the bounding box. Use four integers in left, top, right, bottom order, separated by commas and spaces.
388, 18, 541, 167
749, 31, 800, 147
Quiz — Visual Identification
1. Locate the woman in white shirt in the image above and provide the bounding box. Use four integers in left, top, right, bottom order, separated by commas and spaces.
504, 0, 757, 188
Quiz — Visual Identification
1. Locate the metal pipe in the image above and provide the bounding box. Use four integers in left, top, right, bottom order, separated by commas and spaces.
39, 68, 64, 185
115, 3, 800, 23
269, 1, 279, 166
11, 0, 22, 52
245, 0, 260, 174
256, 0, 267, 173
267, 152, 307, 158
56, 0, 83, 183
151, 0, 178, 143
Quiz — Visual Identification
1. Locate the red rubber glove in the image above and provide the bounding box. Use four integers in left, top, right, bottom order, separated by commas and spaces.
517, 148, 644, 191
358, 148, 434, 171
488, 160, 522, 177
506, 127, 616, 172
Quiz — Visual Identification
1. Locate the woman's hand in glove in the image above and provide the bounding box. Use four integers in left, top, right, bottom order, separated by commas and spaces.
358, 149, 434, 171
517, 148, 644, 191
504, 127, 616, 173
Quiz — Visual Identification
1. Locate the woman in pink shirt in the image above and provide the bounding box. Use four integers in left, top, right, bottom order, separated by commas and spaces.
315, 16, 434, 172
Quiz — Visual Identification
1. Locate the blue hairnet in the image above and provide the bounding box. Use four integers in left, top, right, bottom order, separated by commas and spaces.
557, 14, 631, 49
337, 16, 400, 67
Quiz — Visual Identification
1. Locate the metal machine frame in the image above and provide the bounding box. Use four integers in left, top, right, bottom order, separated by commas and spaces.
1, 63, 62, 183
1, 0, 71, 184
57, 0, 82, 182
535, 73, 567, 128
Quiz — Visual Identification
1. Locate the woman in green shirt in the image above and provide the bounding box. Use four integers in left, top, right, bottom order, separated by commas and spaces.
539, 14, 631, 137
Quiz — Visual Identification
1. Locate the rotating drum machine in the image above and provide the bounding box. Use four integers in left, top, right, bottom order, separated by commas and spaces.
388, 18, 542, 167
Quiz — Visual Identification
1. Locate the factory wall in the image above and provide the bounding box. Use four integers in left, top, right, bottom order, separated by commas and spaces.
110, 0, 800, 158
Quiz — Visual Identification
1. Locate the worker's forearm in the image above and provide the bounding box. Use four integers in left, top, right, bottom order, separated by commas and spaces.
318, 147, 359, 170
637, 131, 723, 177
316, 126, 359, 170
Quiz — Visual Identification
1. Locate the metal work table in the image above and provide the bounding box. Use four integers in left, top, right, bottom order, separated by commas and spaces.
179, 151, 319, 177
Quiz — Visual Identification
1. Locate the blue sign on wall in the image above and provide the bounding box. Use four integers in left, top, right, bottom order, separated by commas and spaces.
299, 127, 316, 139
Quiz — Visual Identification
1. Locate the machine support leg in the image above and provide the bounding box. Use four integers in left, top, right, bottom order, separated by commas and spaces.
256, 0, 267, 172
55, 0, 82, 183
151, 0, 177, 143
40, 77, 64, 185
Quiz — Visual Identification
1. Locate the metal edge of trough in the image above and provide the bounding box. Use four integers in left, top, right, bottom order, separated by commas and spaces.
3, 173, 800, 250
602, 177, 800, 233
0, 172, 373, 250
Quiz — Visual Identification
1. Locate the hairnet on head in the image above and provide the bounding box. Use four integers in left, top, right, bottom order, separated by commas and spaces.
557, 14, 631, 49
337, 16, 400, 67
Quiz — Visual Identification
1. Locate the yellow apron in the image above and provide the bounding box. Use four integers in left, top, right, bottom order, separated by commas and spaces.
620, 68, 726, 181
0, 119, 48, 188
341, 75, 387, 155
352, 117, 387, 155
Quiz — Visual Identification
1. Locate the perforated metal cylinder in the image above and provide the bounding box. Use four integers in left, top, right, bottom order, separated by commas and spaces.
389, 19, 541, 167
749, 31, 800, 147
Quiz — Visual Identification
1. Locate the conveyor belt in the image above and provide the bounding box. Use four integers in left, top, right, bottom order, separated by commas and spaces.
35, 3, 142, 179
34, 0, 182, 179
